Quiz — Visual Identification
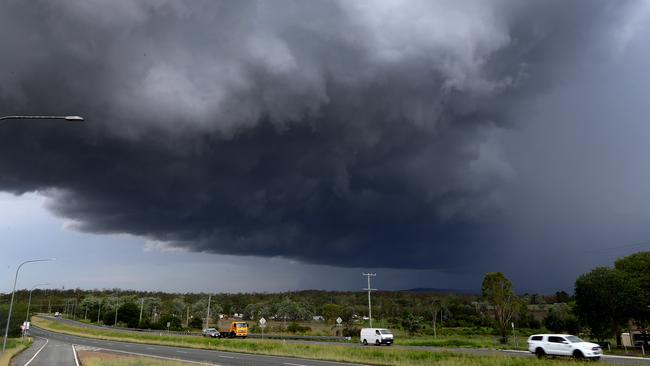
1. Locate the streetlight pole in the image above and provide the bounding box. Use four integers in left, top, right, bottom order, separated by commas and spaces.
114, 292, 119, 327
97, 299, 102, 324
25, 283, 50, 324
2, 258, 56, 353
0, 115, 84, 122
139, 298, 144, 327
205, 294, 212, 330
362, 273, 377, 328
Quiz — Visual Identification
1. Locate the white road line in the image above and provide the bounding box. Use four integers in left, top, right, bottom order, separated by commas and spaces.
603, 354, 650, 360
177, 350, 188, 353
283, 363, 308, 366
94, 347, 220, 365
218, 355, 235, 359
72, 345, 81, 366
23, 336, 49, 366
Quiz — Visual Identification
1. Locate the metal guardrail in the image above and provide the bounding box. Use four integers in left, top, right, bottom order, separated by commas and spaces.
49, 316, 352, 342
248, 334, 351, 341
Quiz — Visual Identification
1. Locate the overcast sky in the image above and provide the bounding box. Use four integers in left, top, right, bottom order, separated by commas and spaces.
2, 0, 650, 295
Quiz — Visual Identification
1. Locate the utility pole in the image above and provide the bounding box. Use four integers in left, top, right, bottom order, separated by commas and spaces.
186, 305, 190, 328
205, 294, 212, 329
362, 273, 377, 328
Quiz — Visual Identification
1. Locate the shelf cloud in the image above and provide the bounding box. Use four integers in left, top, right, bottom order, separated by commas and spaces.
0, 0, 645, 273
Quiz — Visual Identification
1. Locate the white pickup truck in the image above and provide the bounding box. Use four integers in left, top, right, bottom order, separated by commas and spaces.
528, 334, 602, 360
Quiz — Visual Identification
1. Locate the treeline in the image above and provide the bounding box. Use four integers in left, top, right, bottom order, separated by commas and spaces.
5, 253, 645, 342
1, 286, 564, 335
479, 251, 650, 345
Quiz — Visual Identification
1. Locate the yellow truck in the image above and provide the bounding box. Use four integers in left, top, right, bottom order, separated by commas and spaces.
220, 321, 248, 338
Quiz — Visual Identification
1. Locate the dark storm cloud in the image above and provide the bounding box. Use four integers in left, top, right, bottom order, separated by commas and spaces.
0, 1, 641, 269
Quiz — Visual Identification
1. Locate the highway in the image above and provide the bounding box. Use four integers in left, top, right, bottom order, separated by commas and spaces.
12, 326, 365, 366
14, 317, 650, 365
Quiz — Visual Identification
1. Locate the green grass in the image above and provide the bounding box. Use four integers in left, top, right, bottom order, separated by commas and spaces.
33, 317, 599, 366
395, 334, 530, 350
0, 338, 31, 366
396, 337, 491, 348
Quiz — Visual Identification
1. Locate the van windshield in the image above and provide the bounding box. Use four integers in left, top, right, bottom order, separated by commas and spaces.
380, 330, 392, 335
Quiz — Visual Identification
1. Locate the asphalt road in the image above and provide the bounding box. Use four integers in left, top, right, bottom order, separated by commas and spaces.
14, 326, 365, 366
28, 317, 650, 365
11, 335, 77, 366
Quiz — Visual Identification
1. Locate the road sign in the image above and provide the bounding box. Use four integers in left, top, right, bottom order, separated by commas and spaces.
166, 322, 171, 329
336, 317, 342, 325
259, 317, 267, 328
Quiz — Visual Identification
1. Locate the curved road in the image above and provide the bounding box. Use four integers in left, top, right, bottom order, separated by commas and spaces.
20, 317, 650, 366
12, 326, 365, 366
11, 335, 76, 366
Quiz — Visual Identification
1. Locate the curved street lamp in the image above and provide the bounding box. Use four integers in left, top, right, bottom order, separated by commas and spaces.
25, 283, 51, 324
0, 115, 84, 122
2, 258, 56, 353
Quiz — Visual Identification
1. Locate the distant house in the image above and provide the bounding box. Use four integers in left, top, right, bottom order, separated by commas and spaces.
312, 315, 324, 322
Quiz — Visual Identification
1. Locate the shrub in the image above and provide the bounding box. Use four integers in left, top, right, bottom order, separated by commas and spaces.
343, 326, 360, 338
287, 322, 311, 333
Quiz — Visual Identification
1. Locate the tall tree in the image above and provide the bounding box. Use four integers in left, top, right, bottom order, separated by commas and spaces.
544, 303, 579, 334
615, 252, 650, 345
574, 267, 633, 344
482, 272, 517, 343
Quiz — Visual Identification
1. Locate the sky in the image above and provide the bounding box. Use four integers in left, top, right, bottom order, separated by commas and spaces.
2, 0, 650, 295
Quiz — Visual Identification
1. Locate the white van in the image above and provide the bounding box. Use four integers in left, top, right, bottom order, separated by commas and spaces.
360, 328, 393, 346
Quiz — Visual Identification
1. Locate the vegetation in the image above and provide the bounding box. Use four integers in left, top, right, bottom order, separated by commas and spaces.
575, 251, 650, 345
2, 251, 648, 356
0, 303, 28, 337
481, 272, 517, 343
542, 303, 579, 334
0, 338, 31, 366
4, 286, 551, 337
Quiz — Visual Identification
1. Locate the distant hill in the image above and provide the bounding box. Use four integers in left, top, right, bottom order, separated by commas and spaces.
401, 287, 478, 295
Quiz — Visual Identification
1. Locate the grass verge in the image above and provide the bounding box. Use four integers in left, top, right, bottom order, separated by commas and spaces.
0, 338, 31, 366
397, 338, 489, 348
78, 350, 192, 366
33, 317, 587, 366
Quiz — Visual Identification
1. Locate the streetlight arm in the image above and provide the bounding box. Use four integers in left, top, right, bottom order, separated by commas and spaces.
26, 283, 51, 324
0, 115, 83, 121
2, 258, 56, 353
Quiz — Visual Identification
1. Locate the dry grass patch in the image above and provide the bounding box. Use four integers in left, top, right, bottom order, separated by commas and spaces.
78, 350, 193, 366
